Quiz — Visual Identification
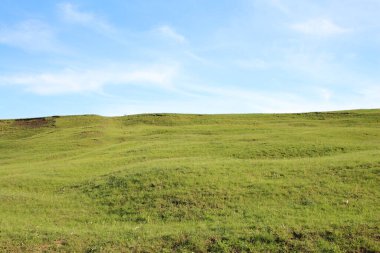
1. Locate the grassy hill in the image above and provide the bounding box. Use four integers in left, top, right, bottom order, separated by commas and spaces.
0, 110, 379, 252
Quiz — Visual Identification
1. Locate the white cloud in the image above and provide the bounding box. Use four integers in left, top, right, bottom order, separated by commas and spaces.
156, 25, 186, 44
98, 83, 360, 116
0, 20, 62, 52
0, 65, 178, 95
58, 2, 115, 34
182, 84, 302, 113
291, 18, 349, 37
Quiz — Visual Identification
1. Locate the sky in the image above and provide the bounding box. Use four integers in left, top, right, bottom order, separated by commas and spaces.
0, 0, 379, 118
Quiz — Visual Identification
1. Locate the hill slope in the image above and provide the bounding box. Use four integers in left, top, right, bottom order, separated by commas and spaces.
0, 110, 379, 252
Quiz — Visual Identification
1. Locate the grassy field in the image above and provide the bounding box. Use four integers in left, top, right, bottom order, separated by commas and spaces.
0, 110, 379, 252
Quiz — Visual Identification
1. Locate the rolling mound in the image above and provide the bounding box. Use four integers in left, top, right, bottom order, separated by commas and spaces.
0, 110, 379, 252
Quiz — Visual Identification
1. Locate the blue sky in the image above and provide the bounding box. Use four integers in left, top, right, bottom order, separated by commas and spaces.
0, 0, 379, 118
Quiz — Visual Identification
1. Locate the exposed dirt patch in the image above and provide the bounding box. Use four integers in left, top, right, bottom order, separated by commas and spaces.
13, 117, 55, 128
37, 239, 67, 252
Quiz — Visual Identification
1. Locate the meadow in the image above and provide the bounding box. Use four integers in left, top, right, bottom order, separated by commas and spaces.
0, 110, 379, 252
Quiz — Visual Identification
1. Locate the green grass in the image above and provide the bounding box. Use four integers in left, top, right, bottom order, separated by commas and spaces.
0, 110, 379, 252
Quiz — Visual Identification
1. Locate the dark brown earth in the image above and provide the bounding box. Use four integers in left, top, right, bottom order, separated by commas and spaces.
13, 117, 55, 128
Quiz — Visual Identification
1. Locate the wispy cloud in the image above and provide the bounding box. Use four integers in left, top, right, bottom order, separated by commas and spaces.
291, 18, 349, 37
100, 83, 353, 116
100, 78, 380, 116
0, 65, 178, 95
0, 20, 62, 52
156, 25, 186, 44
58, 2, 115, 34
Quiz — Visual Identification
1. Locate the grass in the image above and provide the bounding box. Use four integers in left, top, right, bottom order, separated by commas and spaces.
0, 110, 379, 252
